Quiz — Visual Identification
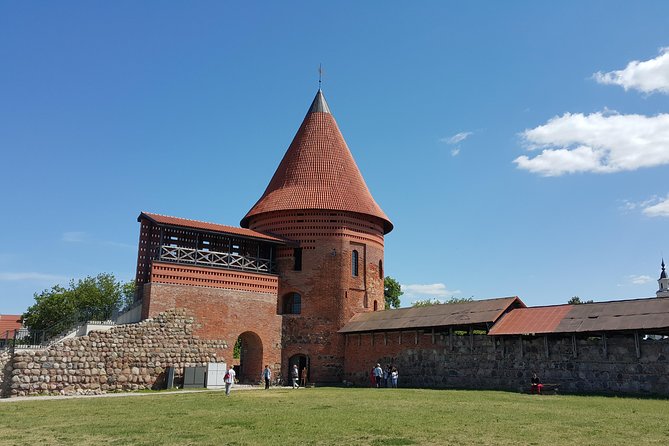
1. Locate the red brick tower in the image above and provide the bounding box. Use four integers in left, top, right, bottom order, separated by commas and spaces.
241, 90, 392, 383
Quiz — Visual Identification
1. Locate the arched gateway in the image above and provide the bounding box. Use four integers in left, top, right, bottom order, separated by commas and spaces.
236, 331, 263, 384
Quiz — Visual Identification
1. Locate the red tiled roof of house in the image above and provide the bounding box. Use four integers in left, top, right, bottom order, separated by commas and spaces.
138, 212, 288, 243
240, 90, 393, 234
0, 314, 22, 335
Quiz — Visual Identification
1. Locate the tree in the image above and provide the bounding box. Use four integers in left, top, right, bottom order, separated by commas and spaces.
384, 276, 403, 309
22, 273, 135, 335
567, 296, 594, 305
412, 296, 474, 307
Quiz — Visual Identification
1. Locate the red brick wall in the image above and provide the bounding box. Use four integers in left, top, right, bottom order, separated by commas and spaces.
150, 262, 278, 293
141, 282, 282, 382
249, 210, 385, 383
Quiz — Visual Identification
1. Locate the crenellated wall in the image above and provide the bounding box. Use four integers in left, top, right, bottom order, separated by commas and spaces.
343, 330, 669, 396
4, 309, 228, 398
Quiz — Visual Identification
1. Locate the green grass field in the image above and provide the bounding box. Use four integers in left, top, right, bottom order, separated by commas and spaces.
1, 387, 668, 445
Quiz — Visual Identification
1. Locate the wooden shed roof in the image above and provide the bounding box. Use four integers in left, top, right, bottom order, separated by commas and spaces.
488, 297, 669, 335
339, 297, 525, 334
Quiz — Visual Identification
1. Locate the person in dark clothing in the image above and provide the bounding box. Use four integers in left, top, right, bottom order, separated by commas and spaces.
262, 365, 271, 390
530, 373, 543, 394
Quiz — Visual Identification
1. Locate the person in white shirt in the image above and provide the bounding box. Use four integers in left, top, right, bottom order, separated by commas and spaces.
225, 366, 236, 396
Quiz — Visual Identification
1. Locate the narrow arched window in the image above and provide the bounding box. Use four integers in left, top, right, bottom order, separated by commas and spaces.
282, 293, 301, 314
379, 260, 383, 279
373, 300, 378, 311
352, 250, 359, 277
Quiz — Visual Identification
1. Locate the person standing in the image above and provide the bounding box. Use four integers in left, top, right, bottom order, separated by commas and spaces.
373, 363, 383, 388
262, 365, 272, 390
292, 364, 300, 389
391, 367, 398, 388
300, 366, 308, 387
225, 365, 236, 396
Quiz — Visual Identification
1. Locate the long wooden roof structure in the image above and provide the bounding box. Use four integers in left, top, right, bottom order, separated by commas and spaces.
339, 297, 525, 333
489, 297, 669, 335
138, 212, 288, 244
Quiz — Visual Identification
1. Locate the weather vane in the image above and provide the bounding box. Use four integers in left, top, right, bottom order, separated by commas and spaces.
318, 63, 324, 89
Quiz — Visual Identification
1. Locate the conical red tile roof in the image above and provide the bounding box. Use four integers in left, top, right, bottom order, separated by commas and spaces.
241, 90, 393, 233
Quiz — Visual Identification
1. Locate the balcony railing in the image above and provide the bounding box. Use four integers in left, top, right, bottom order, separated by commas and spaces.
157, 245, 275, 274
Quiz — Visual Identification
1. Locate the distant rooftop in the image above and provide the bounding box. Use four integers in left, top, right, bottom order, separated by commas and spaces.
0, 314, 22, 335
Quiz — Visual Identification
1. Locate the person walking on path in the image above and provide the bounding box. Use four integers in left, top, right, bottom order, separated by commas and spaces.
373, 363, 383, 388
225, 366, 236, 396
262, 365, 272, 390
292, 364, 300, 389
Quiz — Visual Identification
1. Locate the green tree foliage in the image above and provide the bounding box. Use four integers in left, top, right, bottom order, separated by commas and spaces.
233, 337, 242, 359
412, 296, 474, 307
22, 273, 135, 335
568, 296, 594, 305
384, 276, 403, 309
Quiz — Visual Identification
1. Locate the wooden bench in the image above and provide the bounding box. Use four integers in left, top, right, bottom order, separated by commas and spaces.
530, 383, 559, 395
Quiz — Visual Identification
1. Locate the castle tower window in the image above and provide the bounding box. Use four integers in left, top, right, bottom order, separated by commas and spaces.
373, 300, 378, 311
282, 292, 302, 315
294, 248, 302, 271
352, 250, 359, 277
379, 260, 383, 279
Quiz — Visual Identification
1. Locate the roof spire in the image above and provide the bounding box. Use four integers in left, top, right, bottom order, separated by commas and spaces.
661, 258, 667, 279
307, 88, 331, 114
318, 63, 323, 90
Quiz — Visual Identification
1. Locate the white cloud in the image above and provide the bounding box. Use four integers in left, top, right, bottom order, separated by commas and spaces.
450, 148, 461, 157
441, 131, 473, 145
643, 195, 669, 217
514, 112, 669, 176
621, 195, 669, 218
402, 283, 461, 297
628, 274, 652, 285
0, 272, 67, 282
594, 47, 669, 95
62, 231, 87, 243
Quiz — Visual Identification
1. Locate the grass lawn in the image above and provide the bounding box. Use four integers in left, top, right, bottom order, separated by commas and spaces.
1, 387, 668, 445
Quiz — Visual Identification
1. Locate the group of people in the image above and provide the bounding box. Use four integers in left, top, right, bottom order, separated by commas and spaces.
371, 363, 399, 388
262, 364, 307, 390
225, 364, 307, 395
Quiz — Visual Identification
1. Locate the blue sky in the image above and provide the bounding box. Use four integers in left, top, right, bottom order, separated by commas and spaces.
1, 1, 668, 314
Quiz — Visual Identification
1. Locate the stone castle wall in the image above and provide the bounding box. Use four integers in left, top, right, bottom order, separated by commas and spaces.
4, 309, 228, 397
344, 330, 669, 396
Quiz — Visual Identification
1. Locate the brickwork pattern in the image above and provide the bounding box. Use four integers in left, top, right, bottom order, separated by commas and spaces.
141, 282, 282, 382
343, 331, 669, 395
6, 309, 227, 397
150, 262, 278, 293
249, 210, 385, 383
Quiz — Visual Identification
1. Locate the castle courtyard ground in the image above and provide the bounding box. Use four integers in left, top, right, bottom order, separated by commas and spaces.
0, 387, 667, 445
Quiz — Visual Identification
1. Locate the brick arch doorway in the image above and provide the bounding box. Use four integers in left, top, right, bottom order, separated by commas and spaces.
237, 331, 263, 384
288, 354, 310, 386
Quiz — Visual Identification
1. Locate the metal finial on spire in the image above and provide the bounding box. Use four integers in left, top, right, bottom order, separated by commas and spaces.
318, 63, 323, 90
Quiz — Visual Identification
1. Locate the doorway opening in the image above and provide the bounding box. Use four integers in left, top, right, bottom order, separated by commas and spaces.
235, 331, 263, 384
288, 354, 310, 386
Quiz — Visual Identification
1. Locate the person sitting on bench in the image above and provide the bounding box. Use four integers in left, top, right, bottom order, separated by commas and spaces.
530, 373, 543, 394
